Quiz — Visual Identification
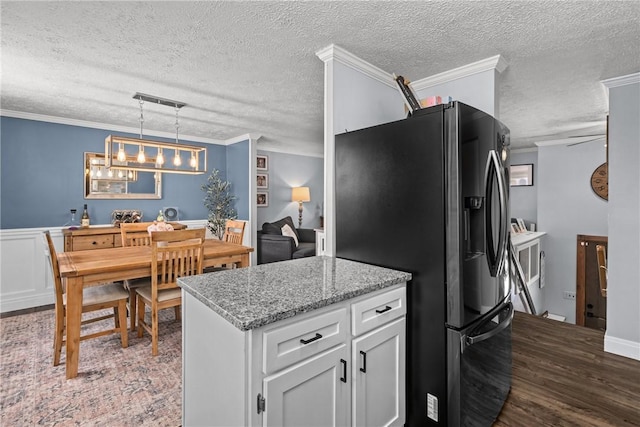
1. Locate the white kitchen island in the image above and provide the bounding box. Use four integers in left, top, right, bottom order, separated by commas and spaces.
178, 256, 411, 427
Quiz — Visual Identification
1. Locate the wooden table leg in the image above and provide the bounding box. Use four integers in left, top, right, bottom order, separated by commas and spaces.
65, 277, 83, 379
238, 253, 249, 268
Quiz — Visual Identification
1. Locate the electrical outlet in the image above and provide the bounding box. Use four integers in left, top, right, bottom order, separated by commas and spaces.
563, 291, 576, 300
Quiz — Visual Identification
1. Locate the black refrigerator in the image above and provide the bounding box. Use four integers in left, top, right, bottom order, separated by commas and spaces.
335, 102, 513, 426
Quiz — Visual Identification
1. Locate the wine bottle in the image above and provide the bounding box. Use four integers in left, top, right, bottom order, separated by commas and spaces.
81, 204, 90, 228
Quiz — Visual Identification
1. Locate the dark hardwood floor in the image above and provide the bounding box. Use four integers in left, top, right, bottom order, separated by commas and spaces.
495, 312, 640, 426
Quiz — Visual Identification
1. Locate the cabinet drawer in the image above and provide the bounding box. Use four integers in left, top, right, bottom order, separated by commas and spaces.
351, 286, 406, 336
72, 235, 114, 251
263, 308, 348, 375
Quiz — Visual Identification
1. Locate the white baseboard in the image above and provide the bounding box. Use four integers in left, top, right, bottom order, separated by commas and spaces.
1, 293, 54, 314
604, 333, 640, 361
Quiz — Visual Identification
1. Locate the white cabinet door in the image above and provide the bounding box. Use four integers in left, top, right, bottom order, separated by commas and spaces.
263, 344, 349, 427
352, 317, 406, 427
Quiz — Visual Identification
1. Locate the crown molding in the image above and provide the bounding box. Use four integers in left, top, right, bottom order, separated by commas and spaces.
511, 147, 538, 154
601, 72, 640, 89
534, 135, 606, 147
225, 133, 262, 145
316, 44, 395, 88
0, 109, 225, 145
257, 145, 324, 158
411, 55, 508, 91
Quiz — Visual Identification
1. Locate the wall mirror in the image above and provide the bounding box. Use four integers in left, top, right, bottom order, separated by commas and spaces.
84, 152, 162, 199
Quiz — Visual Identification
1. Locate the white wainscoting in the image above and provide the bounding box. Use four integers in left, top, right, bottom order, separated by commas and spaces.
0, 220, 251, 314
0, 226, 58, 313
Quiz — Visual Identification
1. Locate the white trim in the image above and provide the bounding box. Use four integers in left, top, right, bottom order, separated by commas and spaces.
511, 147, 538, 154
601, 72, 640, 89
0, 109, 225, 145
411, 55, 508, 91
225, 133, 260, 146
535, 135, 606, 147
317, 47, 336, 257
255, 144, 323, 158
316, 44, 395, 89
604, 332, 640, 361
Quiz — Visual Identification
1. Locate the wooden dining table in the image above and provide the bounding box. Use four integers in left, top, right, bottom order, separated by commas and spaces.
57, 239, 253, 379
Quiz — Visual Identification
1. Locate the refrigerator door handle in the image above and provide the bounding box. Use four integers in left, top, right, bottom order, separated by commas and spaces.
484, 150, 508, 277
462, 302, 513, 353
495, 153, 509, 275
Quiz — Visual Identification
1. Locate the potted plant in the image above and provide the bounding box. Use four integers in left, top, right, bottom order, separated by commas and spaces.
202, 169, 237, 239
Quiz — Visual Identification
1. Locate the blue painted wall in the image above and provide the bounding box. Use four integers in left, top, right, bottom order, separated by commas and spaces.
0, 116, 248, 229
256, 150, 324, 230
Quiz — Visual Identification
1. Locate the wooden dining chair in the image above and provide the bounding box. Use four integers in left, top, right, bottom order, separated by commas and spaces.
205, 219, 246, 272
43, 231, 129, 367
120, 222, 156, 331
222, 219, 246, 245
120, 222, 156, 247
136, 228, 206, 356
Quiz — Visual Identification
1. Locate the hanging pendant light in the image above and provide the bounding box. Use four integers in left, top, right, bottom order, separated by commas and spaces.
104, 93, 206, 174
117, 143, 127, 162
156, 147, 164, 166
136, 99, 146, 163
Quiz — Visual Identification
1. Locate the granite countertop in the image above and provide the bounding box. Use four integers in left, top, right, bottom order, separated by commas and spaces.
178, 256, 411, 331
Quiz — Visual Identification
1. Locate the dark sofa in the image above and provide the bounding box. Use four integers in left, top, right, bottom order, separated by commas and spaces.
257, 216, 316, 264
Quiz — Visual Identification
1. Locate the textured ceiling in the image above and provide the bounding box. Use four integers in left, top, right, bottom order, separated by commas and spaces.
1, 1, 639, 157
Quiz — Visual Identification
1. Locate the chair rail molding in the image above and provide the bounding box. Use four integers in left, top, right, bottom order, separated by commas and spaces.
0, 219, 240, 313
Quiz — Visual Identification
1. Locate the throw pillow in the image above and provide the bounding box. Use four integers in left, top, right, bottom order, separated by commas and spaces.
270, 216, 300, 241
262, 222, 282, 235
281, 224, 299, 247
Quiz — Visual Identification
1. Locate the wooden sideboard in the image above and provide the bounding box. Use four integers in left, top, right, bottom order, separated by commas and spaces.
62, 223, 186, 251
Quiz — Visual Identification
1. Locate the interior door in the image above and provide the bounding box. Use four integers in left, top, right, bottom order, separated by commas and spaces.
576, 235, 608, 330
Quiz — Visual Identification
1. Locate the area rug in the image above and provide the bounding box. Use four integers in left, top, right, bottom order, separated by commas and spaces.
0, 308, 182, 426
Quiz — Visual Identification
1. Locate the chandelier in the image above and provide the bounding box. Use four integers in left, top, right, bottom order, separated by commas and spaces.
105, 93, 207, 175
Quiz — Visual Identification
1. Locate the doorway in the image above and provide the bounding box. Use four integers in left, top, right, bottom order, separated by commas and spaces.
576, 235, 608, 330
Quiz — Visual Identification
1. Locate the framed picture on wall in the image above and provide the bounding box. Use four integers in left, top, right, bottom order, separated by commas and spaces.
257, 173, 268, 189
257, 192, 269, 207
510, 164, 533, 186
257, 155, 268, 171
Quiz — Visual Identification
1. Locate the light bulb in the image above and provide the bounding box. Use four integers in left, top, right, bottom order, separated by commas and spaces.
156, 148, 164, 166
117, 143, 127, 162
128, 171, 133, 179
189, 152, 197, 168
96, 169, 102, 177
118, 170, 124, 178
137, 146, 145, 163
107, 169, 113, 178
89, 169, 94, 177
173, 149, 182, 166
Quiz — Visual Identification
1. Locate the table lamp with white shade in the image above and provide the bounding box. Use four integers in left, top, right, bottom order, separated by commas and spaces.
291, 186, 311, 228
